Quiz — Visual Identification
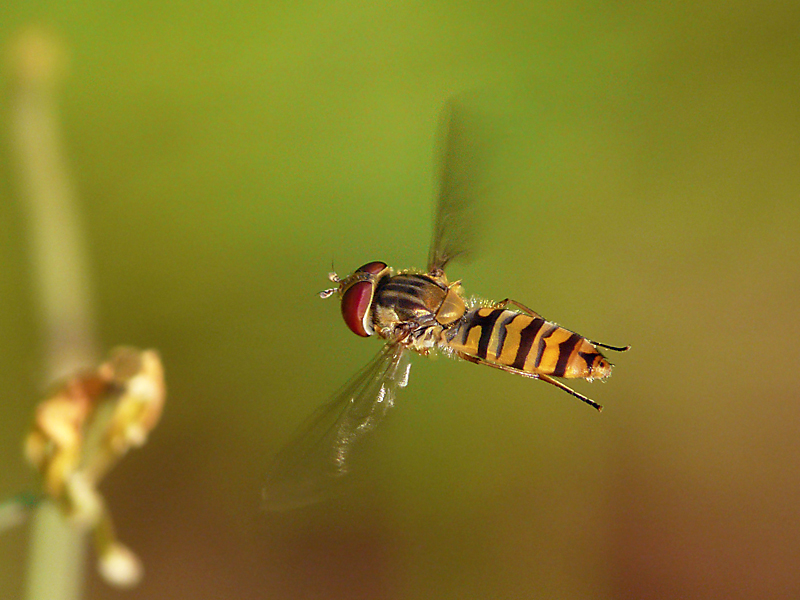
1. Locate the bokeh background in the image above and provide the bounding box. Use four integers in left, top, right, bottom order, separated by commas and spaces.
1, 2, 799, 599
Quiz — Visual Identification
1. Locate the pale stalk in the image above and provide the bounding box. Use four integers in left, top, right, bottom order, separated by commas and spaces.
7, 28, 99, 600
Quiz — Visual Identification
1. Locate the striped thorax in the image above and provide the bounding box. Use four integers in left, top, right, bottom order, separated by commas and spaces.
323, 263, 467, 354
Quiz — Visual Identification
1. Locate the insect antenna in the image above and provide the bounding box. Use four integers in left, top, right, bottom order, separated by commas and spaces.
319, 260, 340, 298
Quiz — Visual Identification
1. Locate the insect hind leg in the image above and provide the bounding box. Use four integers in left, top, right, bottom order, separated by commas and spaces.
491, 298, 542, 318
588, 340, 631, 352
454, 351, 603, 411
537, 373, 603, 411
495, 298, 630, 354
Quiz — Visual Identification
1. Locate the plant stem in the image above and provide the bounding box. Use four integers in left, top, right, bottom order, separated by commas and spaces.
7, 27, 99, 600
24, 503, 86, 600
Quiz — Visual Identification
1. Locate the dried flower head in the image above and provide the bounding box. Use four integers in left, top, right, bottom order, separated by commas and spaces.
24, 347, 165, 587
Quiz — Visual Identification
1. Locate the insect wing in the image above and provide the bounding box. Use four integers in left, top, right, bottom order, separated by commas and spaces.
428, 99, 484, 276
263, 343, 411, 510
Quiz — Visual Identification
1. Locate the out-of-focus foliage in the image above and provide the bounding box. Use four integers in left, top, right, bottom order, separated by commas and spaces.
1, 2, 799, 599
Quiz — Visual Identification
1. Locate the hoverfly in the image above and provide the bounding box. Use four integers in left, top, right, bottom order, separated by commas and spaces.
263, 101, 628, 510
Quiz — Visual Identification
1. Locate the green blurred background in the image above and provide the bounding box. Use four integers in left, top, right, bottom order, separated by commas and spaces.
2, 2, 799, 598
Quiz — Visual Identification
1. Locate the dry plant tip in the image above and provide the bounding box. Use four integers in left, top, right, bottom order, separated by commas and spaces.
24, 347, 165, 588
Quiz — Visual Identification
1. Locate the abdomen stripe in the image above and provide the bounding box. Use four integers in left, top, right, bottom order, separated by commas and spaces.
475, 310, 504, 359
552, 332, 582, 378
512, 317, 546, 371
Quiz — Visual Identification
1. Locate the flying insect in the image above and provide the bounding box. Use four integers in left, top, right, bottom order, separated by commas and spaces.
263, 102, 628, 510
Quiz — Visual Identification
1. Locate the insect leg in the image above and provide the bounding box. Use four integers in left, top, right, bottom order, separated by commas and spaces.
536, 373, 603, 411
453, 351, 603, 411
491, 298, 542, 318
492, 299, 629, 354
588, 340, 631, 352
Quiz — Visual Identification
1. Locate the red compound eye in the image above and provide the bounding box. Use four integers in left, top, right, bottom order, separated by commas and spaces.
341, 280, 375, 337
337, 261, 388, 337
356, 261, 387, 275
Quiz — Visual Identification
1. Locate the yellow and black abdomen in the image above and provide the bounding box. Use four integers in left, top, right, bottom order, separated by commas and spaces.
445, 307, 613, 380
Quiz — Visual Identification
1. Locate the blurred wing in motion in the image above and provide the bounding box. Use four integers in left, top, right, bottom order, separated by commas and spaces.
428, 99, 485, 276
263, 343, 411, 510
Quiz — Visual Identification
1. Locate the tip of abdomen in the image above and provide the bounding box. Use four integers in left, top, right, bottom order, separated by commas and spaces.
589, 357, 613, 380
564, 340, 614, 380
